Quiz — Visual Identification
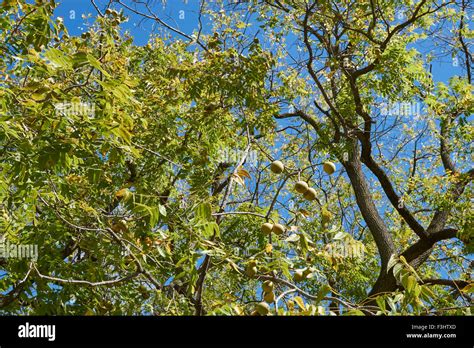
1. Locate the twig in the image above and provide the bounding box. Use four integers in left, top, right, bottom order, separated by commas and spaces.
33, 263, 139, 287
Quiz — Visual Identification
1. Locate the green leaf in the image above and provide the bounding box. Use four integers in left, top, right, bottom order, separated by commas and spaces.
420, 286, 436, 302
376, 296, 386, 312
87, 53, 111, 77
344, 309, 365, 316
299, 233, 309, 255
392, 263, 404, 279
293, 296, 305, 310
315, 284, 331, 304
202, 221, 219, 239
285, 234, 300, 242
406, 275, 417, 293
45, 48, 72, 69
387, 254, 398, 273
111, 125, 133, 144
195, 202, 212, 222
72, 51, 89, 67
158, 204, 167, 217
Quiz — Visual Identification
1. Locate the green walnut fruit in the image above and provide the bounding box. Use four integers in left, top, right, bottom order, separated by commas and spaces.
261, 223, 274, 235
295, 181, 309, 194
262, 280, 274, 293
303, 187, 317, 201
293, 270, 304, 282
245, 266, 258, 278
264, 291, 275, 303
256, 302, 270, 315
248, 260, 257, 268
323, 161, 336, 175
272, 223, 285, 235
270, 160, 284, 174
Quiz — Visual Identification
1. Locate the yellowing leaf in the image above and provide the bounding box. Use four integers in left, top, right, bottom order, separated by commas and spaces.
232, 173, 245, 186
285, 234, 300, 242
237, 166, 251, 179
115, 188, 131, 200
406, 275, 417, 293
293, 296, 305, 310
344, 309, 365, 316
226, 258, 242, 274
31, 93, 46, 101
233, 305, 243, 315
265, 243, 273, 253
461, 283, 474, 294
299, 209, 311, 217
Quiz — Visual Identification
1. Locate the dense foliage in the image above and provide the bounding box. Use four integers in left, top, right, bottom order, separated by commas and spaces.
0, 0, 472, 315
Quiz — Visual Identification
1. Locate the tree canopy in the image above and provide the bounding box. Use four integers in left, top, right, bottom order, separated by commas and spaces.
0, 0, 472, 316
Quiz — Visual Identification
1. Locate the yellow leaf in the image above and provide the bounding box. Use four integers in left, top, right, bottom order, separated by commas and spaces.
265, 243, 273, 253
84, 309, 95, 316
399, 255, 408, 265
237, 166, 251, 179
232, 173, 245, 186
299, 209, 311, 217
31, 93, 46, 101
226, 259, 242, 274
233, 305, 243, 315
115, 188, 132, 200
293, 296, 305, 310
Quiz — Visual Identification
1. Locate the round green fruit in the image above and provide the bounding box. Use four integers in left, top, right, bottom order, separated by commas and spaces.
256, 302, 270, 315
323, 161, 336, 175
245, 266, 258, 278
261, 223, 274, 235
295, 181, 309, 194
262, 280, 274, 293
303, 188, 317, 201
248, 260, 257, 268
293, 270, 304, 282
272, 224, 285, 235
264, 291, 275, 303
270, 160, 284, 174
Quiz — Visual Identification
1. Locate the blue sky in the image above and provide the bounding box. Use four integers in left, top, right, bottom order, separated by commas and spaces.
54, 0, 205, 45
52, 0, 466, 82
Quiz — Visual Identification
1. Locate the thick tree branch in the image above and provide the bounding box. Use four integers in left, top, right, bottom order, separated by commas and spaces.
421, 278, 470, 289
